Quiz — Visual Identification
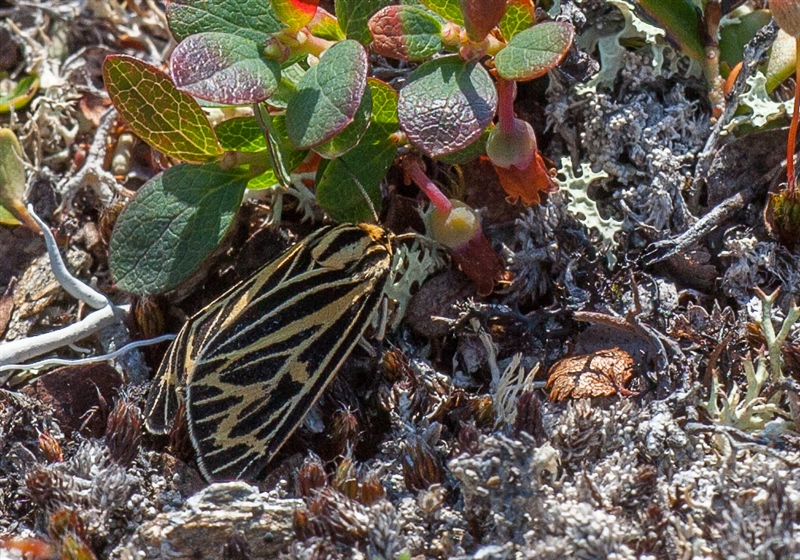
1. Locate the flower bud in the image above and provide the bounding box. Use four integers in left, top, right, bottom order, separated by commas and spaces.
426, 200, 503, 296
486, 117, 537, 170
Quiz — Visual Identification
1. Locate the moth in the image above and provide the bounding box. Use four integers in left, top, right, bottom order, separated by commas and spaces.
144, 223, 394, 481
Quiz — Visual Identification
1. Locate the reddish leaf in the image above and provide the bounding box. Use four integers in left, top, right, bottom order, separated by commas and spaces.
491, 152, 558, 206
546, 348, 635, 401
459, 0, 507, 41
368, 5, 443, 62
272, 0, 319, 31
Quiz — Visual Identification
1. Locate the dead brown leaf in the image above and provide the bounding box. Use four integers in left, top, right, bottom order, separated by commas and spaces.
546, 347, 635, 401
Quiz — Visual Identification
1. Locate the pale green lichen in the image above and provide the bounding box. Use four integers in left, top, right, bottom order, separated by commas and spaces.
555, 157, 621, 262
384, 240, 447, 330
723, 71, 793, 134
704, 288, 800, 433
576, 0, 668, 93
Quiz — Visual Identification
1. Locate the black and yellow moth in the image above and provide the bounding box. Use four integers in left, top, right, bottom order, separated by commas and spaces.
144, 223, 394, 481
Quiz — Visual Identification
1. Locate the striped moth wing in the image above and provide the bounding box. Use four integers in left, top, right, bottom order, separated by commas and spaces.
145, 223, 393, 481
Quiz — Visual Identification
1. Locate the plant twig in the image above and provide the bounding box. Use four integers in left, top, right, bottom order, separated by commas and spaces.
0, 303, 131, 369
56, 107, 123, 210
0, 333, 174, 375
27, 203, 112, 310
690, 21, 778, 206
641, 190, 748, 266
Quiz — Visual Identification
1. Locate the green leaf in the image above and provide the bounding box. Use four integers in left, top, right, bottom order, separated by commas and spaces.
418, 0, 463, 25
0, 206, 17, 226
316, 79, 398, 222
499, 0, 535, 40
766, 29, 797, 93
271, 0, 319, 31
307, 7, 346, 40
435, 123, 491, 165
634, 0, 704, 61
246, 169, 282, 190
215, 115, 308, 185
398, 55, 496, 158
0, 128, 34, 228
313, 85, 373, 159
110, 163, 248, 294
267, 62, 305, 109
103, 55, 223, 163
170, 33, 281, 104
0, 74, 39, 113
369, 5, 443, 61
367, 77, 399, 130
215, 117, 268, 152
494, 21, 575, 81
719, 9, 771, 71
285, 40, 369, 149
167, 0, 284, 43
335, 0, 392, 44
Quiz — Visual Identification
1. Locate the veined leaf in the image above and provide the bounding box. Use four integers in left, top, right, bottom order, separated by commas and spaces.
494, 21, 574, 81
335, 0, 393, 44
167, 0, 284, 43
110, 163, 248, 294
398, 56, 496, 157
285, 40, 369, 149
369, 5, 443, 61
103, 55, 223, 163
171, 32, 281, 105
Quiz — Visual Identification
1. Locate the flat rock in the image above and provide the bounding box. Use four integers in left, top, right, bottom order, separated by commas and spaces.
117, 482, 301, 560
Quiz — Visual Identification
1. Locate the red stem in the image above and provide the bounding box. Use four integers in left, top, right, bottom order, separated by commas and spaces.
496, 78, 517, 135
788, 37, 800, 195
405, 159, 453, 215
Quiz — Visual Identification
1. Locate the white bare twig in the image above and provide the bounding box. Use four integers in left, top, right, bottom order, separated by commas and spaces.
0, 333, 175, 375
26, 203, 111, 309
0, 303, 131, 369
0, 205, 132, 373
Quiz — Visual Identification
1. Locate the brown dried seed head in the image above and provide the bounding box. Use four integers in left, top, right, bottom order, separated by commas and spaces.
310, 488, 370, 544
467, 395, 494, 428
25, 467, 63, 506
105, 396, 142, 466
332, 455, 359, 500
293, 508, 313, 540
401, 435, 445, 492
222, 530, 251, 560
38, 431, 63, 463
295, 453, 327, 497
98, 201, 125, 246
330, 407, 359, 458
456, 421, 480, 455
357, 470, 385, 506
514, 390, 545, 442
131, 296, 166, 340
381, 348, 411, 383
168, 402, 195, 462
